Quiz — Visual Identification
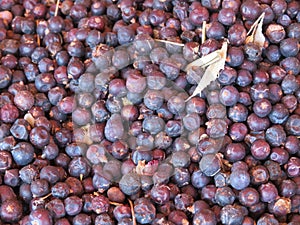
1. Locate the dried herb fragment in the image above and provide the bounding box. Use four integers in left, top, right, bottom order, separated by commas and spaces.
185, 40, 228, 101
245, 12, 266, 49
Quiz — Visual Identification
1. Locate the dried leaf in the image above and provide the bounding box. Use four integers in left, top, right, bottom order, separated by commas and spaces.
186, 40, 228, 101
245, 12, 265, 49
183, 50, 221, 72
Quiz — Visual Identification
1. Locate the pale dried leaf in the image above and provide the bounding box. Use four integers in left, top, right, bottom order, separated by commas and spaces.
254, 15, 265, 48
184, 51, 221, 72
186, 41, 228, 101
246, 13, 265, 49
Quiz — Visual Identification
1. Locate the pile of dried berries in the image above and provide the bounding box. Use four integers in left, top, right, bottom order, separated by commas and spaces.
0, 0, 300, 224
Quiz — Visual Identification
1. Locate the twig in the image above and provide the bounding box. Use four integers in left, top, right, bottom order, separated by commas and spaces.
36, 20, 41, 46
128, 199, 136, 225
202, 21, 206, 44
154, 39, 184, 46
36, 193, 52, 200
109, 201, 124, 206
54, 0, 60, 17
37, 34, 40, 46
